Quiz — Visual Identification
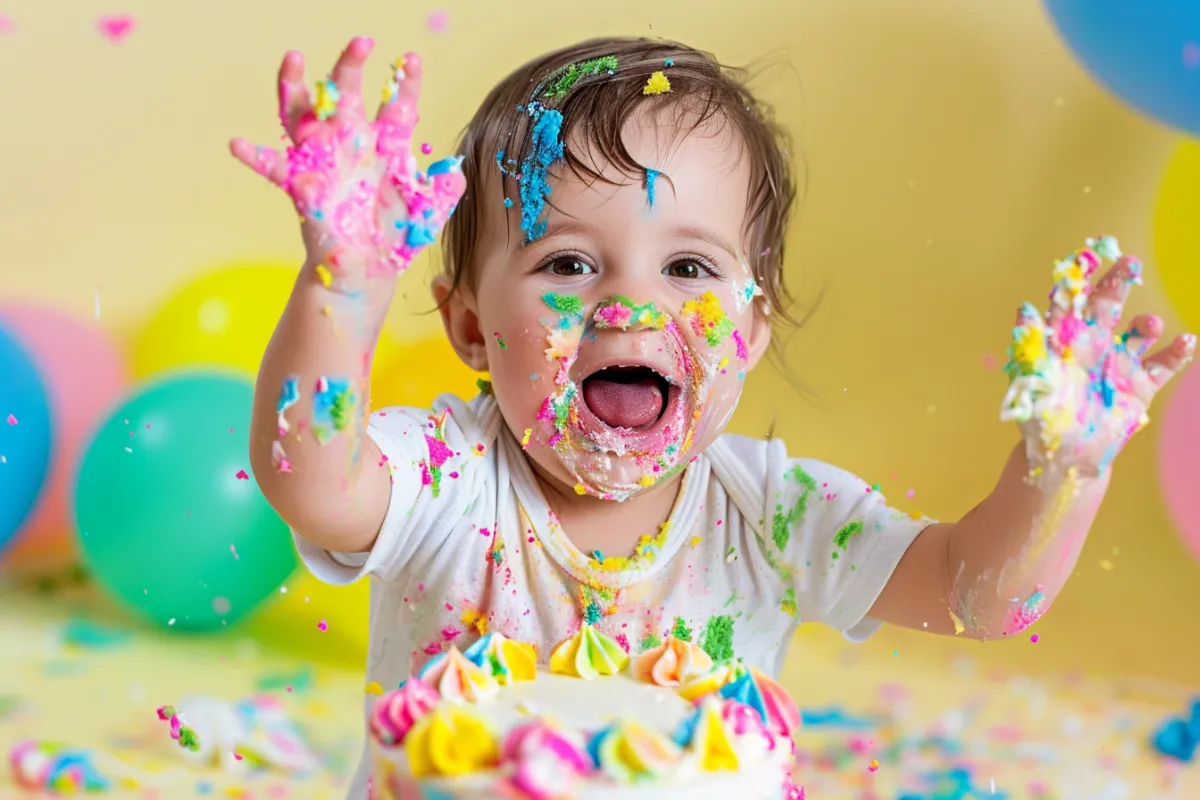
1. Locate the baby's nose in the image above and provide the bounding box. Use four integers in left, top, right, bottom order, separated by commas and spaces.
590, 295, 671, 332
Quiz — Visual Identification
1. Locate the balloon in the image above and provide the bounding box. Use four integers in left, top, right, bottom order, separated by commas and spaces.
0, 324, 53, 553
371, 334, 481, 409
1159, 365, 1200, 562
1044, 0, 1200, 137
132, 262, 402, 380
243, 334, 480, 664
75, 373, 295, 630
1153, 142, 1200, 332
0, 306, 128, 572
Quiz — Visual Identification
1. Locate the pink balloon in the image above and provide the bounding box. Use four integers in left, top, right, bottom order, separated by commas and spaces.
1158, 363, 1200, 562
0, 305, 128, 572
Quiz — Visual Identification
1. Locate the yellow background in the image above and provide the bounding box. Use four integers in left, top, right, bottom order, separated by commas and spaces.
0, 0, 1197, 685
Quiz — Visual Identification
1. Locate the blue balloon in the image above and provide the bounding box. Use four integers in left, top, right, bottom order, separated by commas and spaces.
0, 323, 53, 552
1045, 0, 1200, 136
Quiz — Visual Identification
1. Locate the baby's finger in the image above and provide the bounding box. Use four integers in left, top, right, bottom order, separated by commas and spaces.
1086, 256, 1142, 330
1119, 313, 1162, 361
328, 36, 374, 121
1143, 333, 1198, 391
229, 138, 288, 186
377, 52, 423, 135
277, 50, 311, 141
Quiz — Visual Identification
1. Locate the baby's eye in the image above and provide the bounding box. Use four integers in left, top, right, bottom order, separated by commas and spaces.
542, 257, 595, 277
663, 259, 715, 280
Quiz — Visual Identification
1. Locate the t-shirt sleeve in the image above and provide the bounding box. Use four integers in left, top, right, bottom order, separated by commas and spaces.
293, 396, 487, 585
762, 444, 934, 641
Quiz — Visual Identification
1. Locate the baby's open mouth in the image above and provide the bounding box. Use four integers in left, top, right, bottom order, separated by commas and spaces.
581, 365, 672, 430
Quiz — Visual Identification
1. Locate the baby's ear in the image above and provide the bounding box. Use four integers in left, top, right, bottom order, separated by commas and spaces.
432, 276, 488, 371
742, 305, 773, 372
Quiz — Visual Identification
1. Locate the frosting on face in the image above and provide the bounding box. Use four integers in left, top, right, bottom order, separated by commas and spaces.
528, 292, 747, 501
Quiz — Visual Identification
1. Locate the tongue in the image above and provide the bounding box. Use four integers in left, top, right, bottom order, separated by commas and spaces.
583, 376, 664, 429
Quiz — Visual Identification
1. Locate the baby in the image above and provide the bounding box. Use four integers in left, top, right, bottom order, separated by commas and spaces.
230, 35, 1194, 798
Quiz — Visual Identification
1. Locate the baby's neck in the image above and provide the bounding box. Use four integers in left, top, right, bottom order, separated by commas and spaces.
532, 467, 683, 559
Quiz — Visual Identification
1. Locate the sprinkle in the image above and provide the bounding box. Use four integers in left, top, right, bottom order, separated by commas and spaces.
317, 620, 328, 632
314, 264, 333, 287
521, 428, 532, 448
234, 469, 250, 480
503, 197, 514, 208
663, 58, 675, 67
420, 142, 433, 155
868, 759, 879, 772
95, 14, 135, 44
1030, 633, 1039, 643
494, 332, 507, 350
5, 414, 16, 426
427, 10, 448, 32
643, 71, 672, 95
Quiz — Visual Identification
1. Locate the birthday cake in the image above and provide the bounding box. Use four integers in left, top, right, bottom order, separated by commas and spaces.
368, 625, 802, 799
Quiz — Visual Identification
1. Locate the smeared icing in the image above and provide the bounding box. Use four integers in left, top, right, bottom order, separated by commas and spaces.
1002, 585, 1047, 636
276, 376, 299, 435
682, 291, 735, 348
631, 634, 713, 686
405, 704, 499, 777
591, 296, 669, 331
548, 623, 629, 679
417, 647, 500, 703
312, 376, 356, 445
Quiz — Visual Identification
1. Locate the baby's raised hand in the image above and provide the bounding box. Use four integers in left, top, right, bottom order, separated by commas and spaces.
229, 37, 464, 286
1001, 237, 1195, 479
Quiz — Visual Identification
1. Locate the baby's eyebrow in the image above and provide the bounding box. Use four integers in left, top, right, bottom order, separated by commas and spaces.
533, 217, 591, 242
670, 223, 739, 260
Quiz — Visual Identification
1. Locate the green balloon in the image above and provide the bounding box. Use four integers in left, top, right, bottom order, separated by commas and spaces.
75, 372, 295, 631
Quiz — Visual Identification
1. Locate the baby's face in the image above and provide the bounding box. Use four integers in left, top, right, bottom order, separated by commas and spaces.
466, 112, 771, 501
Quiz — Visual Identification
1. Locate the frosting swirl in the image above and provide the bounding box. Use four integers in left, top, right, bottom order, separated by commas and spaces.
462, 632, 537, 686
548, 623, 629, 679
677, 662, 800, 742
501, 720, 592, 799
417, 646, 499, 704
369, 678, 440, 747
587, 720, 681, 783
630, 635, 713, 686
674, 698, 778, 772
406, 704, 499, 778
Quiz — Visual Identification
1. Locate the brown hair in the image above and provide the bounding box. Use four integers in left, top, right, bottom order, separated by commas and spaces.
440, 36, 798, 327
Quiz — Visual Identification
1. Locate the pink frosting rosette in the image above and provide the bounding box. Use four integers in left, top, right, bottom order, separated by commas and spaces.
369, 677, 441, 747
500, 719, 593, 799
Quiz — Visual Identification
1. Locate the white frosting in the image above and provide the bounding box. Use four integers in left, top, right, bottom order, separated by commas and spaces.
371, 672, 791, 799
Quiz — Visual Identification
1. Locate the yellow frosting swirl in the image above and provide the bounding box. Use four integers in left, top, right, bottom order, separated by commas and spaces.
689, 698, 740, 772
549, 623, 629, 679
418, 647, 499, 704
630, 635, 713, 687
593, 720, 681, 783
406, 704, 499, 777
677, 661, 740, 702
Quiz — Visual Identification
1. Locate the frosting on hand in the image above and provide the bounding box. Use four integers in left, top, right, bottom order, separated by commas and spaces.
630, 635, 713, 687
462, 632, 538, 686
406, 705, 499, 778
370, 677, 440, 747
417, 646, 500, 704
501, 719, 592, 798
587, 720, 682, 783
549, 623, 629, 679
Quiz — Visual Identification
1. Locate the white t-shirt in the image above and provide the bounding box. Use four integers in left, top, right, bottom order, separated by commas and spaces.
296, 393, 932, 798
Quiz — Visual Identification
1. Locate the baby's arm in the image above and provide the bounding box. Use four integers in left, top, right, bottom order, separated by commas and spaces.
871, 242, 1194, 639
231, 38, 464, 554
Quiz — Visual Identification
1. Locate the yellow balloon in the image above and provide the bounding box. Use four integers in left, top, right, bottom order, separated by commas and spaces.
242, 568, 370, 668
133, 261, 402, 380
1153, 142, 1200, 331
371, 334, 482, 409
